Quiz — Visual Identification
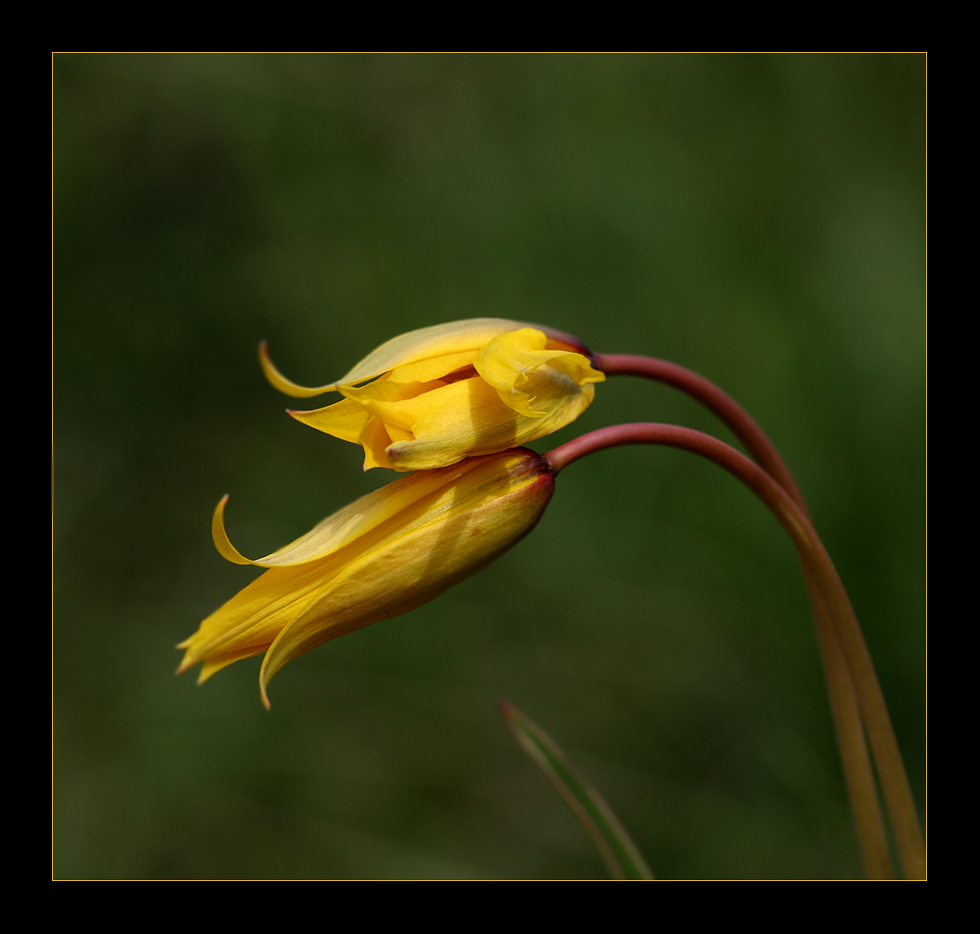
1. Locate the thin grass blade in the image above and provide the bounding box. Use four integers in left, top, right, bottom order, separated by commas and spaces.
500, 701, 654, 880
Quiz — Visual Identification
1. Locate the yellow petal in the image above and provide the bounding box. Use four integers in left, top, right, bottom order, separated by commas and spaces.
475, 328, 605, 418
260, 320, 527, 398
388, 350, 479, 384
197, 644, 270, 683
211, 495, 253, 566
210, 458, 485, 568
385, 374, 598, 471
404, 378, 518, 452
357, 417, 394, 470
337, 378, 446, 433
288, 379, 444, 457
515, 363, 598, 421
259, 342, 337, 398
177, 559, 332, 675
537, 349, 606, 388
383, 422, 414, 444
330, 319, 528, 388
256, 450, 554, 706
287, 397, 372, 444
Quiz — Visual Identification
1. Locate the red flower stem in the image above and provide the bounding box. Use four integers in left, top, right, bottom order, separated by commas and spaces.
594, 354, 810, 519
545, 424, 925, 880
593, 354, 894, 879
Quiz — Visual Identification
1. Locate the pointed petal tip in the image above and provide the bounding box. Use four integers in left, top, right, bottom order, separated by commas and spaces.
211, 494, 258, 566
260, 342, 338, 398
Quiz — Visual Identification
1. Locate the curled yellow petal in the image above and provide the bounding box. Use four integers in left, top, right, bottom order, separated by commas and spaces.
211, 460, 480, 569
475, 328, 605, 418
259, 342, 338, 398
260, 320, 526, 398
211, 495, 253, 566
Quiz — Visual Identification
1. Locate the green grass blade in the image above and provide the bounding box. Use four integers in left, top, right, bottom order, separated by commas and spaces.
500, 701, 654, 880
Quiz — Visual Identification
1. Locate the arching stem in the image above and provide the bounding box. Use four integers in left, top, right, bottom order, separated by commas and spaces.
545, 424, 924, 880
594, 354, 895, 880
594, 354, 810, 518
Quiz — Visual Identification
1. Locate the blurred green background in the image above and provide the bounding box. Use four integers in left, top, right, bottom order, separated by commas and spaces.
53, 54, 925, 880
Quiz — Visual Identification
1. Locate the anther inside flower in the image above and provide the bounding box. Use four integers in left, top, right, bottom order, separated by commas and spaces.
260, 318, 605, 471
177, 450, 555, 708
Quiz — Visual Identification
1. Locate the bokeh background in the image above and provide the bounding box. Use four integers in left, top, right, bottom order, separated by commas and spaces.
54, 54, 925, 880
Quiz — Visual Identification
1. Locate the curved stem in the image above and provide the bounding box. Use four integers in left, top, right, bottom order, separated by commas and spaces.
546, 424, 925, 879
594, 354, 810, 519
594, 354, 895, 879
807, 584, 894, 879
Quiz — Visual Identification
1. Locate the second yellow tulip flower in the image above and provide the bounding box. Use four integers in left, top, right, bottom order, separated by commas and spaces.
178, 449, 555, 707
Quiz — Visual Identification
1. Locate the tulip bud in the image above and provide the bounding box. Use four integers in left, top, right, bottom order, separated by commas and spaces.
178, 449, 554, 707
260, 318, 605, 471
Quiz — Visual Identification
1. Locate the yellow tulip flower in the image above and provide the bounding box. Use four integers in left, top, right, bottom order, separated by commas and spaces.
260, 318, 605, 471
177, 449, 555, 707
